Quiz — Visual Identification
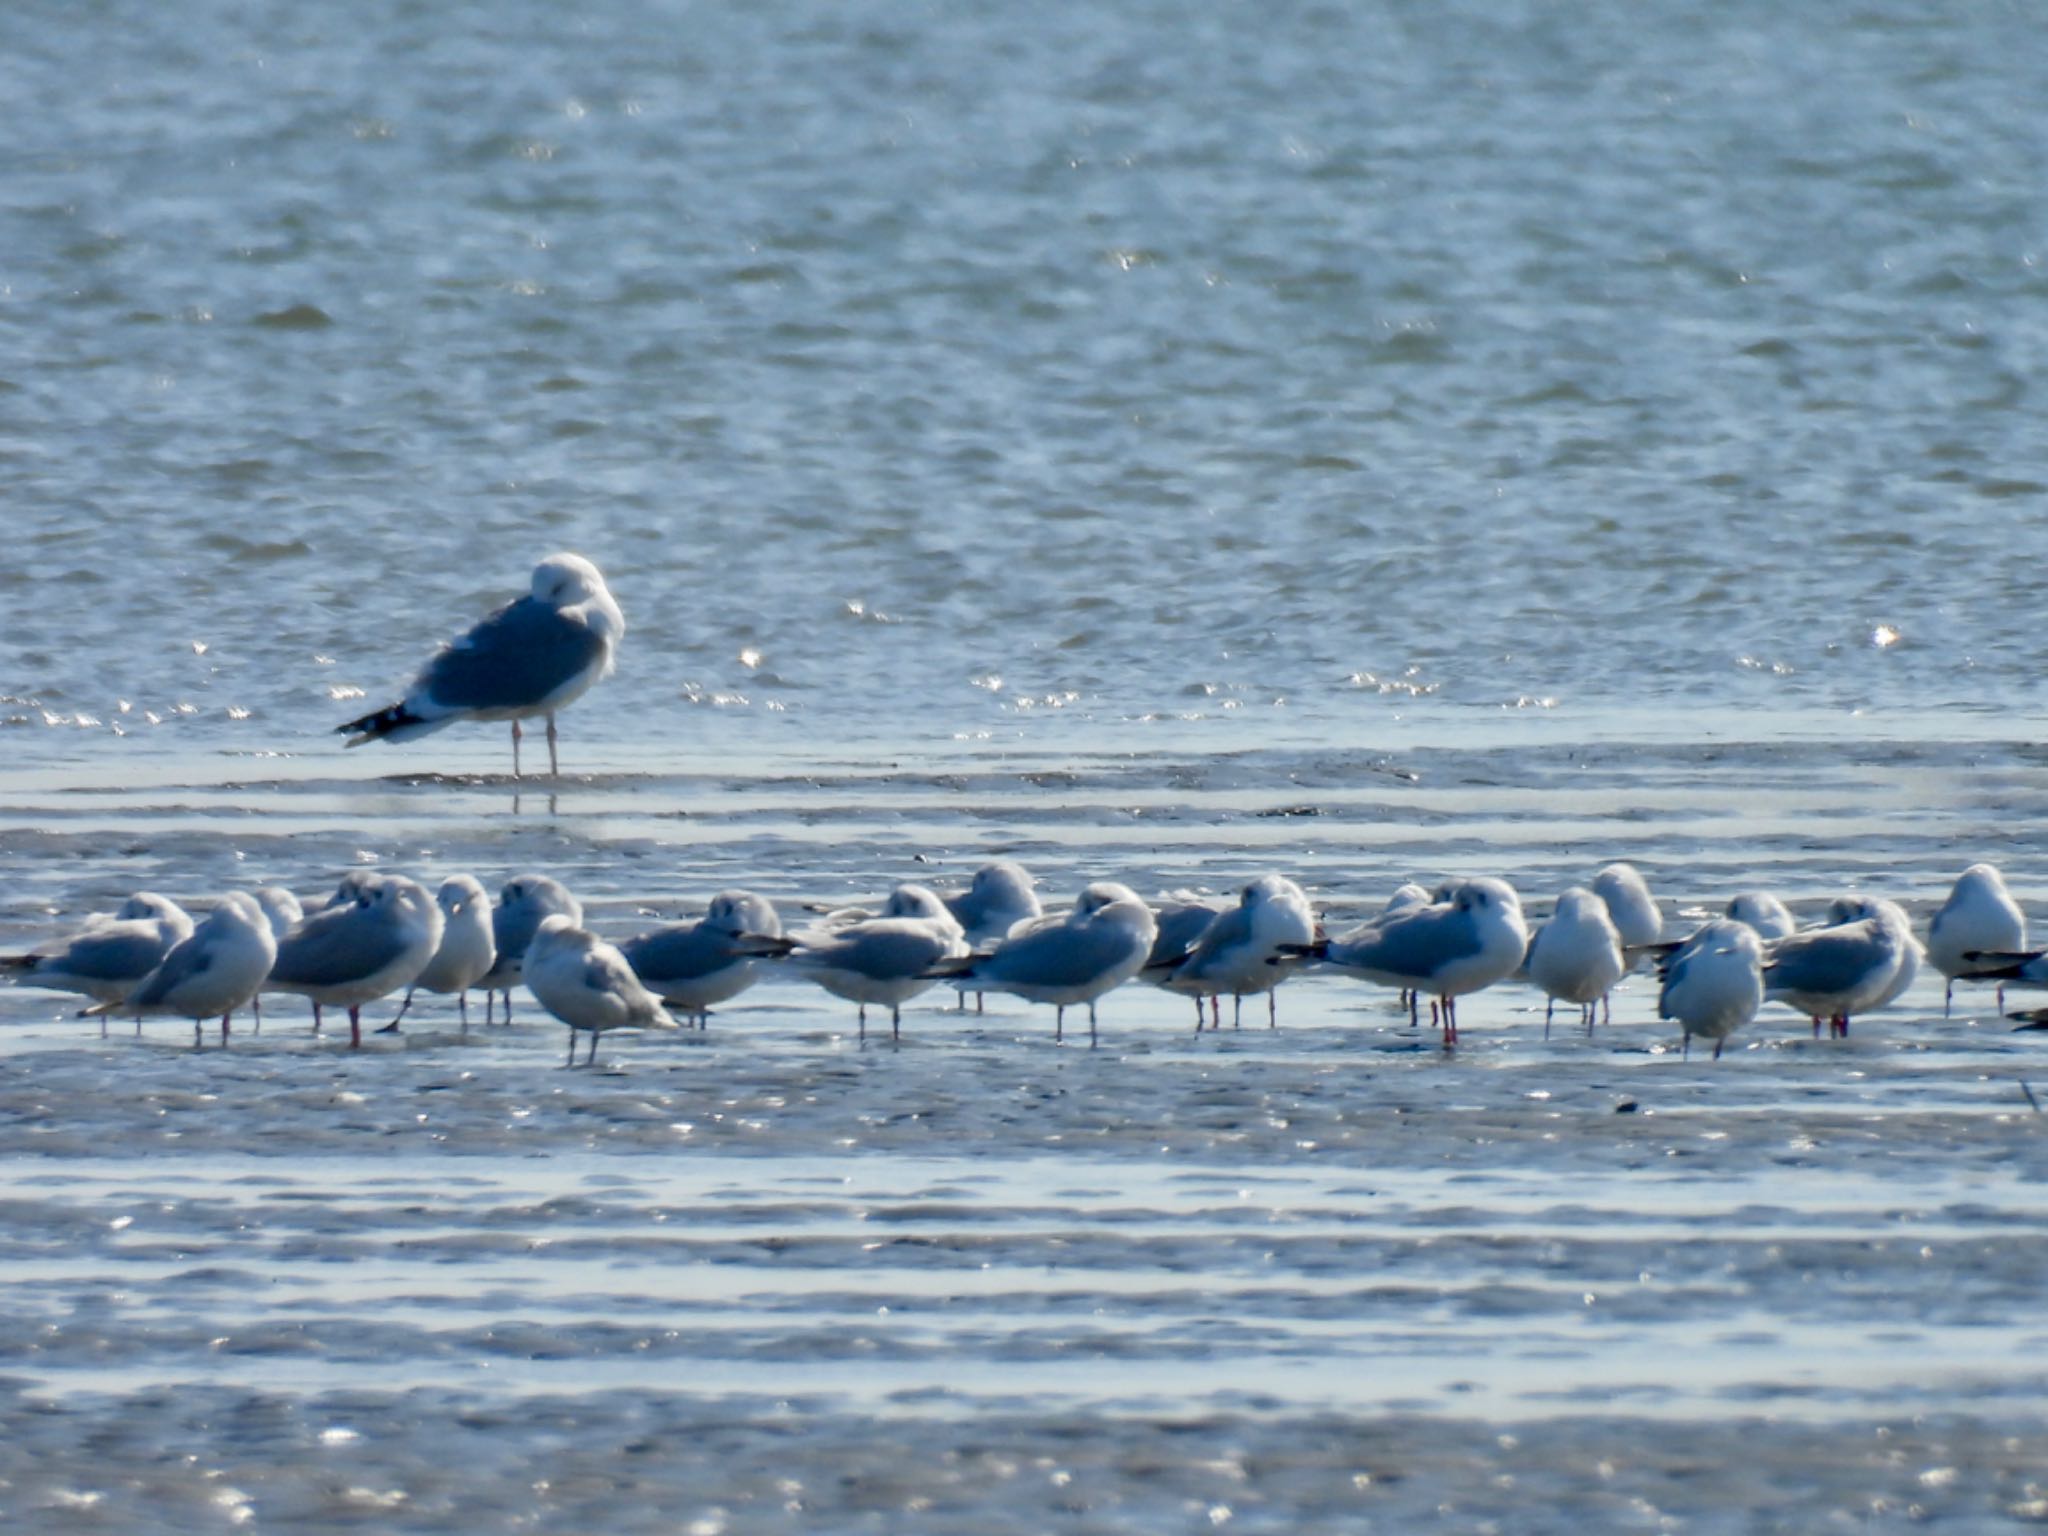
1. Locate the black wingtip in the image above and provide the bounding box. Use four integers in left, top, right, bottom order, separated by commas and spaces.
337, 701, 419, 741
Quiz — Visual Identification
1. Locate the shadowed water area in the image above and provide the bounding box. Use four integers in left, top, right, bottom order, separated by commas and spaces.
3, 0, 2048, 1529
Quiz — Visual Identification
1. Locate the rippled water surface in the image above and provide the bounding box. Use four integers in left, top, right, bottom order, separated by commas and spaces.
5, 0, 2048, 1529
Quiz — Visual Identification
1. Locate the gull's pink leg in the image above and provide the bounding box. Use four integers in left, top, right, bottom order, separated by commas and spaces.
546, 712, 560, 777
511, 720, 523, 779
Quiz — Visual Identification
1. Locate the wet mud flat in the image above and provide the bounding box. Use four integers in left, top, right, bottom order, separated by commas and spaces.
0, 991, 2045, 1531
3, 730, 2047, 1529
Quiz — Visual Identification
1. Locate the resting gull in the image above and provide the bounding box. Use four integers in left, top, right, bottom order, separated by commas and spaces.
337, 553, 624, 777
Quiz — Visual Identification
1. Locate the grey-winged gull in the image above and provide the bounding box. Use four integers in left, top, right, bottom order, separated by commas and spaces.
619, 890, 782, 1028
5, 893, 194, 1034
88, 893, 278, 1048
478, 874, 584, 1023
1163, 874, 1317, 1031
337, 553, 624, 777
1307, 876, 1528, 1047
265, 874, 444, 1048
752, 887, 967, 1042
934, 882, 1158, 1047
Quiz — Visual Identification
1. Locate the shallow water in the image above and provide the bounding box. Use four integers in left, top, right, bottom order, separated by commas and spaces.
5, 728, 2048, 1530
7, 0, 2048, 1528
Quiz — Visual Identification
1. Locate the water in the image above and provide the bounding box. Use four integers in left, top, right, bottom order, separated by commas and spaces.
5, 0, 2048, 1528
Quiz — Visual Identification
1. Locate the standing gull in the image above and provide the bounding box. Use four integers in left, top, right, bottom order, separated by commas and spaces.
1925, 863, 2026, 1016
1309, 877, 1528, 1047
478, 875, 584, 1023
1165, 874, 1317, 1030
246, 886, 304, 1033
385, 875, 497, 1033
1827, 895, 1923, 1013
756, 887, 967, 1042
265, 875, 444, 1048
941, 862, 1042, 1012
1724, 891, 1796, 942
1763, 898, 1912, 1038
934, 882, 1158, 1047
1526, 887, 1626, 1037
1143, 894, 1229, 1026
88, 893, 278, 1048
1658, 918, 1764, 1060
5, 893, 193, 1033
619, 890, 783, 1028
337, 553, 625, 778
1592, 863, 1663, 958
524, 914, 679, 1066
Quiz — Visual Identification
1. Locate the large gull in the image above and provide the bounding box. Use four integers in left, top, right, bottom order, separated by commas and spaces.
940, 861, 1042, 1012
1143, 894, 1229, 1026
337, 553, 624, 778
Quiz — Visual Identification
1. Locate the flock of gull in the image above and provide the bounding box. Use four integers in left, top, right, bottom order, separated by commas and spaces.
3, 858, 2039, 1065
6, 554, 2041, 1063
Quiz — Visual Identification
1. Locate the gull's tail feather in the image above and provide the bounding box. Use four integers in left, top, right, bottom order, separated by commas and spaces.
1964, 948, 2044, 979
2, 954, 38, 971
1276, 940, 1328, 962
921, 953, 983, 981
728, 933, 797, 959
338, 700, 453, 748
